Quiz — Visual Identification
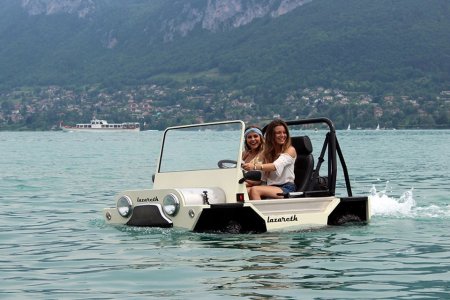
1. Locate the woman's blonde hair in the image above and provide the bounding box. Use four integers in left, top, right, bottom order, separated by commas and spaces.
243, 126, 264, 152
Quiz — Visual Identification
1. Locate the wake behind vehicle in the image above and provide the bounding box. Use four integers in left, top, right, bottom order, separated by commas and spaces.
103, 118, 371, 233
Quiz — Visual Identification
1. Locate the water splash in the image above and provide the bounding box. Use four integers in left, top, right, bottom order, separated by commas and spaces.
369, 184, 449, 219
369, 184, 415, 217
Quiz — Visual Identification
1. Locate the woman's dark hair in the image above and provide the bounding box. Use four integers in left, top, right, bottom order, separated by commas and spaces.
262, 119, 291, 163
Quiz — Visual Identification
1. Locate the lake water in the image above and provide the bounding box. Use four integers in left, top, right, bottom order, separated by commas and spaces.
1, 129, 449, 299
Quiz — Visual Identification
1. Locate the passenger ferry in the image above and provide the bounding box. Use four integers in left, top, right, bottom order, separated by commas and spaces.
60, 119, 140, 132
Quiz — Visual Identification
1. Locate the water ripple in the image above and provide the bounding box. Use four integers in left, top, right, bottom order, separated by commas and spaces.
0, 131, 449, 299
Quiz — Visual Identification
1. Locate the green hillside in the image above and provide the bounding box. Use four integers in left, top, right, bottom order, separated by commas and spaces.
0, 0, 449, 130
0, 0, 449, 94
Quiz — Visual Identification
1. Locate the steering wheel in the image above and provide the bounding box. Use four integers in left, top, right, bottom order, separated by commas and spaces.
217, 159, 237, 169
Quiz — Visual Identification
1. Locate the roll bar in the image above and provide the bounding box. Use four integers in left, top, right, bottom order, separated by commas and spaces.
284, 118, 352, 197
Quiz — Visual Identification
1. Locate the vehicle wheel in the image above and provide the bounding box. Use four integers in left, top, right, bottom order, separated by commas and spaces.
336, 214, 362, 225
225, 220, 242, 233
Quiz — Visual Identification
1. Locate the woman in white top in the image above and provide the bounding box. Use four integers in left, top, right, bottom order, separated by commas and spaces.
242, 119, 296, 200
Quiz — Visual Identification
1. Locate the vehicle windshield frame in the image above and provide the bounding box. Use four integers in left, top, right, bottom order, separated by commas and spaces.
157, 120, 245, 173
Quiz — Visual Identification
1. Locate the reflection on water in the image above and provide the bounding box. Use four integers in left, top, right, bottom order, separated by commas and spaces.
110, 226, 422, 299
152, 225, 447, 299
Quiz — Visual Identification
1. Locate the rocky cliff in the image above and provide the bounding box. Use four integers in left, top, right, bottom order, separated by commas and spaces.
161, 0, 312, 40
19, 0, 311, 39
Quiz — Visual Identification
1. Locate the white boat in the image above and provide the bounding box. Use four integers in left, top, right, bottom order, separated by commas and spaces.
375, 124, 380, 130
103, 118, 371, 233
60, 119, 140, 132
347, 124, 351, 130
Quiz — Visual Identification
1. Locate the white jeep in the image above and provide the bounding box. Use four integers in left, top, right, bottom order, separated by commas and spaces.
103, 118, 370, 233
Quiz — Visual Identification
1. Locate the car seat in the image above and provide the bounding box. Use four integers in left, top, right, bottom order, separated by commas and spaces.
291, 136, 314, 192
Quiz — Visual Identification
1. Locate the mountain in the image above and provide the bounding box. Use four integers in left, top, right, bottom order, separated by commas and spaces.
1, 0, 449, 95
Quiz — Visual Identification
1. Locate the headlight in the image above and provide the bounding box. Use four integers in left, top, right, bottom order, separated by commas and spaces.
163, 193, 180, 216
117, 195, 133, 218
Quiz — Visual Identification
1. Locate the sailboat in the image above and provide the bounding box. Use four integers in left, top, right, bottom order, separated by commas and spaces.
375, 124, 380, 130
347, 124, 351, 130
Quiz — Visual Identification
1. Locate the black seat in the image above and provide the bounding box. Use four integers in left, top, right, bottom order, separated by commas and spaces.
291, 136, 314, 192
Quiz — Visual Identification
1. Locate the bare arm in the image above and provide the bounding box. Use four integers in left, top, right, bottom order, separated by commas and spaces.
249, 146, 296, 172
